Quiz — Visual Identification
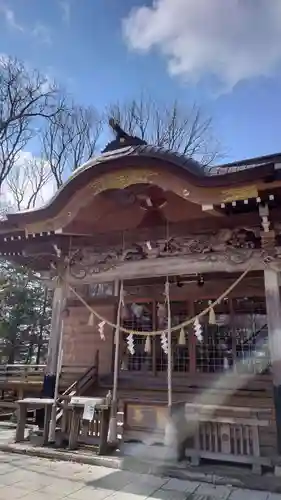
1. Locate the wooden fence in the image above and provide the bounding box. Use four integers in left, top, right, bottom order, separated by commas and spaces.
0, 364, 45, 385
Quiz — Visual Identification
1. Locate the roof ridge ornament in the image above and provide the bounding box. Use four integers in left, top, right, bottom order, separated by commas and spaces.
102, 118, 147, 154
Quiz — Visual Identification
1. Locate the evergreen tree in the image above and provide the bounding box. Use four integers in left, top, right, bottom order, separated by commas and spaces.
0, 261, 52, 364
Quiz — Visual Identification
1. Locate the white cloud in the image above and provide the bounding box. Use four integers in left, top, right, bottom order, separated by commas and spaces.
32, 24, 52, 45
123, 0, 281, 91
0, 2, 52, 45
0, 2, 24, 32
59, 0, 71, 25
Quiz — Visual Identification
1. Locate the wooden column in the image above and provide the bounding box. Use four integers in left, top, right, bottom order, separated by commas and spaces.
43, 279, 66, 395
264, 269, 281, 454
36, 279, 66, 429
108, 281, 122, 443
188, 300, 197, 374
46, 284, 65, 377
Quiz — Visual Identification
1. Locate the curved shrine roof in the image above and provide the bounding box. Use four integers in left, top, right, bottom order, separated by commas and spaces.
1, 140, 281, 230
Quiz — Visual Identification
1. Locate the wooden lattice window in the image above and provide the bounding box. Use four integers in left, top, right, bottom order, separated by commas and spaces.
194, 297, 269, 374
119, 296, 269, 375
232, 297, 269, 374
88, 282, 115, 297
194, 299, 231, 373
121, 302, 153, 372
155, 301, 189, 373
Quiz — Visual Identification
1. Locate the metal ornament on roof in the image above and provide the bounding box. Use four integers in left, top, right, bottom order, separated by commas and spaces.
102, 118, 147, 154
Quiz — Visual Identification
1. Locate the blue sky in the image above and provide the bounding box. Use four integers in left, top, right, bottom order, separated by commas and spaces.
1, 0, 281, 163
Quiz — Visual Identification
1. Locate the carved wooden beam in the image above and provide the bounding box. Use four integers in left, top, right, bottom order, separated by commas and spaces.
64, 249, 278, 285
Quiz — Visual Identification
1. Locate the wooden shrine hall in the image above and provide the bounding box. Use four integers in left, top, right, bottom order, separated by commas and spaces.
2, 120, 281, 471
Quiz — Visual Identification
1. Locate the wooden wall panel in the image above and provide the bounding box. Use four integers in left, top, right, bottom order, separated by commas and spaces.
62, 305, 115, 375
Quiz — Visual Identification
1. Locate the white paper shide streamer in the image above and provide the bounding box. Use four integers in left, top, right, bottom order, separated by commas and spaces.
160, 332, 168, 354
98, 320, 106, 340
127, 333, 135, 354
193, 317, 203, 342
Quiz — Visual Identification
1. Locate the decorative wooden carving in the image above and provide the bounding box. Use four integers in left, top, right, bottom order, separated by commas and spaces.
221, 185, 258, 203
91, 169, 159, 196
66, 227, 261, 279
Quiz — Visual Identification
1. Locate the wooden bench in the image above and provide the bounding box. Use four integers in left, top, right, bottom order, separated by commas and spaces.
15, 398, 54, 445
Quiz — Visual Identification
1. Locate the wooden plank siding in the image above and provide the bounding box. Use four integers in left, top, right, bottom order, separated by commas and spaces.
62, 305, 115, 376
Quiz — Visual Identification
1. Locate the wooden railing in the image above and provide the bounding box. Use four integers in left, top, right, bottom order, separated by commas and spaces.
0, 353, 99, 420
59, 351, 99, 393
177, 403, 272, 473
0, 364, 45, 385
0, 350, 99, 391
123, 400, 273, 473
56, 351, 99, 422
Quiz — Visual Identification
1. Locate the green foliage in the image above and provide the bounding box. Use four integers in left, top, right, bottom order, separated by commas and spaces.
0, 261, 52, 364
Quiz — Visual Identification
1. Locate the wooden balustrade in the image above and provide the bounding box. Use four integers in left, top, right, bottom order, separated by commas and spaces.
0, 354, 99, 391
175, 403, 272, 473
0, 364, 45, 385
123, 400, 273, 473
0, 356, 99, 419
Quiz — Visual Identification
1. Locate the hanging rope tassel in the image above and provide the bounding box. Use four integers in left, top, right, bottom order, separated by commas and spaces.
144, 335, 151, 353
87, 312, 94, 327
121, 358, 128, 370
208, 301, 216, 325
178, 327, 186, 345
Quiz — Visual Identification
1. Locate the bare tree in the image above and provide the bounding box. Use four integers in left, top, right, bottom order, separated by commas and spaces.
0, 56, 62, 188
5, 155, 53, 211
107, 95, 222, 165
41, 103, 103, 188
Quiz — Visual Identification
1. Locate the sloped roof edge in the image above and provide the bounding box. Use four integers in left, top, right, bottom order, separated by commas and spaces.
3, 145, 280, 227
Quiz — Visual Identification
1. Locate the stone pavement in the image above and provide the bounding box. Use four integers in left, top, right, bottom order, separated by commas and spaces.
0, 452, 279, 500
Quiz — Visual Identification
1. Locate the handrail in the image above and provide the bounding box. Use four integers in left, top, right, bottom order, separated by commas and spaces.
56, 351, 100, 422
241, 323, 268, 348
0, 364, 45, 370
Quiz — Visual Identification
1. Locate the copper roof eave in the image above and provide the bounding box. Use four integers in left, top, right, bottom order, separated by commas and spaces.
1, 146, 278, 230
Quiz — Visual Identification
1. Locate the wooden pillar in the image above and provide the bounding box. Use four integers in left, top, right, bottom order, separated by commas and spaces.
45, 283, 65, 386
264, 269, 281, 454
36, 279, 66, 428
167, 285, 172, 410
188, 300, 196, 374
108, 281, 122, 443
